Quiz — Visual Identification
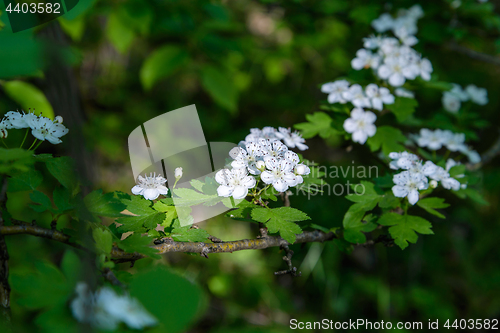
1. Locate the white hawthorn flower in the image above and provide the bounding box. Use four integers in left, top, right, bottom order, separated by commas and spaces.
245, 126, 278, 143
450, 84, 469, 101
71, 282, 157, 330
389, 152, 419, 170
465, 149, 481, 164
132, 173, 168, 200
4, 110, 38, 129
416, 129, 447, 150
30, 116, 69, 144
465, 85, 488, 105
231, 142, 264, 175
417, 58, 433, 81
392, 171, 428, 205
428, 166, 461, 191
351, 49, 381, 70
372, 13, 394, 32
55, 115, 64, 124
259, 138, 288, 159
395, 88, 415, 98
343, 108, 377, 144
260, 156, 296, 192
342, 84, 371, 108
96, 288, 158, 330
363, 35, 383, 49
365, 84, 395, 111
377, 57, 416, 87
321, 80, 350, 104
274, 127, 308, 151
215, 168, 256, 199
442, 131, 465, 152
442, 92, 461, 113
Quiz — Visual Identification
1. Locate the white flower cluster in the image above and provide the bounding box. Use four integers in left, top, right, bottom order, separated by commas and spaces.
71, 282, 158, 330
321, 82, 396, 146
442, 84, 488, 113
132, 173, 169, 200
0, 110, 68, 143
321, 81, 395, 111
353, 5, 432, 87
415, 129, 480, 163
389, 152, 465, 205
216, 127, 311, 198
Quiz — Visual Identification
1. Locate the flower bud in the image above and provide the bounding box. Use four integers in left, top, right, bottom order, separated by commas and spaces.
295, 164, 310, 175
430, 180, 438, 188
55, 116, 63, 124
256, 160, 266, 170
175, 167, 183, 179
0, 129, 7, 139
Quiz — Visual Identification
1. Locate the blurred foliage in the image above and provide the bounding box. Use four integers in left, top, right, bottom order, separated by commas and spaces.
1, 0, 500, 332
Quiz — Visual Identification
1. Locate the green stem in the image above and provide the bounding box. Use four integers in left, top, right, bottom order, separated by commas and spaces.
442, 150, 450, 161
432, 150, 436, 161
1, 139, 7, 148
27, 139, 38, 151
19, 129, 29, 148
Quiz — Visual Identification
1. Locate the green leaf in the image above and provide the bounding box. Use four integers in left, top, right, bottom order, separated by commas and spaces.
0, 148, 34, 174
366, 126, 407, 155
7, 168, 42, 192
140, 45, 189, 90
171, 226, 209, 242
29, 190, 53, 213
117, 195, 166, 232
84, 189, 125, 217
448, 164, 466, 178
93, 228, 113, 255
45, 157, 78, 192
294, 112, 337, 139
379, 192, 400, 209
129, 267, 204, 333
118, 233, 160, 259
11, 261, 70, 309
386, 97, 418, 122
53, 187, 74, 212
106, 12, 136, 53
378, 213, 433, 250
172, 188, 221, 207
2, 81, 55, 120
60, 250, 82, 288
200, 66, 238, 113
251, 207, 309, 243
417, 197, 450, 219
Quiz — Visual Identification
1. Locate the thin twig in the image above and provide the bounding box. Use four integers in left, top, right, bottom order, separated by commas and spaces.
446, 41, 500, 67
468, 130, 500, 171
274, 244, 301, 277
102, 268, 126, 288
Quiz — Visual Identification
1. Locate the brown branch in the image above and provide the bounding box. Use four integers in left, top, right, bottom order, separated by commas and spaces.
0, 224, 87, 252
468, 130, 500, 171
446, 41, 500, 67
111, 230, 337, 263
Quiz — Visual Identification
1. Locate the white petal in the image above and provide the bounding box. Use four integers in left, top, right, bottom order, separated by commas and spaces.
407, 190, 419, 205
31, 129, 46, 141
157, 186, 169, 195
273, 179, 288, 193
352, 130, 368, 144
242, 176, 256, 188
389, 73, 405, 87
217, 185, 233, 197
232, 186, 248, 199
131, 185, 144, 195
260, 171, 274, 184
143, 189, 160, 200
392, 185, 408, 198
